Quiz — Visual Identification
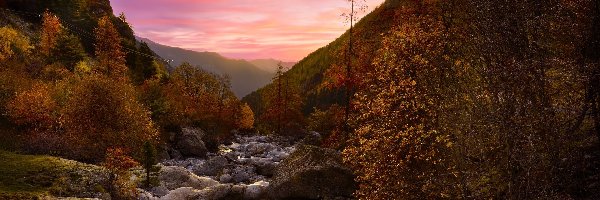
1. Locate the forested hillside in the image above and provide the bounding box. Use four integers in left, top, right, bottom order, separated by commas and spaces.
245, 0, 600, 199
0, 0, 253, 166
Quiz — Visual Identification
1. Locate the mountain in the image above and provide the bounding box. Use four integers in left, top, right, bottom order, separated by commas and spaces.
249, 59, 296, 73
138, 37, 275, 98
243, 0, 397, 115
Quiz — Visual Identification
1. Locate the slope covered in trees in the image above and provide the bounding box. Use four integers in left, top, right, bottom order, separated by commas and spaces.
242, 1, 399, 115
0, 1, 252, 164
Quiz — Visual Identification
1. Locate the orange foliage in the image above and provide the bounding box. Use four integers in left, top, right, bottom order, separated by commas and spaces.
164, 63, 240, 130
236, 103, 255, 130
40, 10, 62, 57
94, 16, 128, 81
61, 74, 158, 162
6, 82, 58, 130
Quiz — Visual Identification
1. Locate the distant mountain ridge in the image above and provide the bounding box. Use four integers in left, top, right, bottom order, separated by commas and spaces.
138, 37, 278, 98
249, 59, 296, 73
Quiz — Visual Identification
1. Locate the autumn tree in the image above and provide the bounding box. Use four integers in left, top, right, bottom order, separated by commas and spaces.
155, 63, 243, 145
94, 16, 128, 81
341, 0, 367, 132
102, 147, 140, 200
40, 10, 62, 58
61, 74, 158, 162
343, 5, 459, 199
236, 103, 255, 131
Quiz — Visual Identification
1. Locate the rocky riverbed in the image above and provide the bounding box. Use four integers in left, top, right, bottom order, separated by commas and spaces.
135, 132, 356, 200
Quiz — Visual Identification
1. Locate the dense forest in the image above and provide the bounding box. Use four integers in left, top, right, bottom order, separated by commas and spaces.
0, 0, 253, 169
0, 0, 599, 199
245, 0, 600, 199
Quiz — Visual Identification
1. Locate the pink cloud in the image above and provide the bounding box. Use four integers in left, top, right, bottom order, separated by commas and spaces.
111, 0, 384, 62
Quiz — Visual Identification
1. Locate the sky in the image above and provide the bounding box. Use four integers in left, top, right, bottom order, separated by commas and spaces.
111, 0, 384, 62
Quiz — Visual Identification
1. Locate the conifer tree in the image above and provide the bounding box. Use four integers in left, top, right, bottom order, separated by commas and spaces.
94, 16, 128, 81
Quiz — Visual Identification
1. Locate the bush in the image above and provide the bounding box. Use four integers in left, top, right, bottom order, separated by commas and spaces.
102, 147, 139, 200
61, 74, 159, 162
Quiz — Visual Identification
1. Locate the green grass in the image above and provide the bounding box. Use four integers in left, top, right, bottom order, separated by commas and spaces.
0, 151, 72, 199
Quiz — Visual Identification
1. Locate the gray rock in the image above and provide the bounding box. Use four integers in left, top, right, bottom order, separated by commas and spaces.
244, 181, 269, 199
156, 145, 170, 161
160, 187, 200, 200
159, 166, 219, 190
230, 184, 246, 196
50, 160, 112, 199
176, 127, 208, 158
267, 145, 356, 199
219, 174, 233, 183
149, 185, 169, 197
246, 142, 274, 156
138, 188, 159, 200
231, 166, 254, 183
196, 184, 232, 200
253, 159, 277, 177
169, 131, 177, 142
168, 148, 182, 160
193, 156, 228, 176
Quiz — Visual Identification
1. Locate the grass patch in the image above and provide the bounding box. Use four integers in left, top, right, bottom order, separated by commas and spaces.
0, 151, 71, 198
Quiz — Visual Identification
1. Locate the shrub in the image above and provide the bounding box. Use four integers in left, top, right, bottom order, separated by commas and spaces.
61, 74, 159, 162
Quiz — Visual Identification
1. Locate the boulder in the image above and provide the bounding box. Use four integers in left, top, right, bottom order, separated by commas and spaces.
196, 184, 233, 200
167, 148, 182, 160
219, 174, 233, 183
156, 146, 171, 161
160, 187, 200, 200
231, 165, 254, 183
149, 185, 169, 197
158, 166, 219, 190
253, 159, 277, 177
246, 142, 275, 156
267, 145, 356, 199
244, 181, 269, 199
176, 127, 208, 158
138, 188, 159, 200
193, 156, 228, 176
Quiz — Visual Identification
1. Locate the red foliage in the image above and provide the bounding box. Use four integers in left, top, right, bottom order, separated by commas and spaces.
103, 147, 140, 173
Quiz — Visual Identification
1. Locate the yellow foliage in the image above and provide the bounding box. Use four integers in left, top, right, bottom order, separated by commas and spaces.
237, 103, 255, 130
0, 26, 31, 62
343, 11, 456, 199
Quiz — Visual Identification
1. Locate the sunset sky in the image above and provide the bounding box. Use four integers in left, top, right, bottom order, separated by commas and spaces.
111, 0, 384, 62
